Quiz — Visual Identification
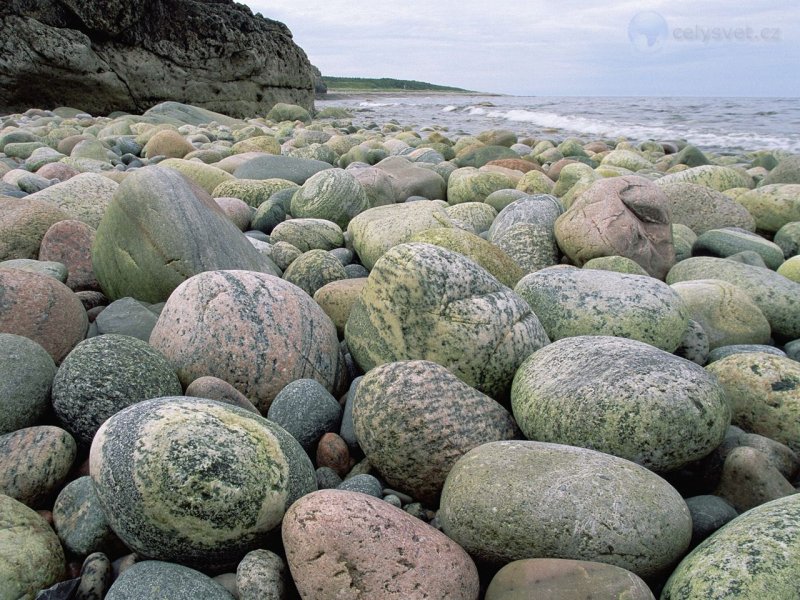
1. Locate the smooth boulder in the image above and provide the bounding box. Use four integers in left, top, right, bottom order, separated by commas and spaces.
90, 397, 316, 569
511, 336, 730, 472
439, 440, 692, 577
345, 243, 550, 398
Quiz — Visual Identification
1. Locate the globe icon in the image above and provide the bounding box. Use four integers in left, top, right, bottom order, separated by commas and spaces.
628, 11, 669, 53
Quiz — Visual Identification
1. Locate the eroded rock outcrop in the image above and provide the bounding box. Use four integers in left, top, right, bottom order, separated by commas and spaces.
0, 0, 314, 117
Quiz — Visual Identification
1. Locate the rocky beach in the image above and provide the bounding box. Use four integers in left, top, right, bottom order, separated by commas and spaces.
1, 93, 800, 600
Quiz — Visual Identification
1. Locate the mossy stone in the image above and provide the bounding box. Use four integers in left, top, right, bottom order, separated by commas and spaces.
282, 249, 348, 297
290, 169, 369, 229
0, 333, 56, 435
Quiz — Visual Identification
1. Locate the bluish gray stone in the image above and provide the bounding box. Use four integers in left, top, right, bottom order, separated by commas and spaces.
267, 379, 342, 454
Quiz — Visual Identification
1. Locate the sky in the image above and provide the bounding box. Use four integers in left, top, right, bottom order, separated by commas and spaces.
242, 1, 798, 97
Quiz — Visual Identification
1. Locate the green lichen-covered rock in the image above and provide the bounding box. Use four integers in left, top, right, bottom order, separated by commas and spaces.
52, 334, 182, 445
693, 228, 785, 269
270, 218, 343, 252
282, 249, 347, 297
601, 149, 653, 171
661, 494, 800, 599
92, 166, 281, 303
266, 103, 312, 124
511, 336, 730, 472
762, 156, 800, 185
488, 195, 563, 273
670, 279, 771, 350
455, 145, 519, 168
347, 200, 460, 270
672, 224, 697, 262
0, 426, 76, 508
149, 270, 345, 412
438, 441, 691, 577
706, 352, 800, 453
514, 267, 689, 352
290, 168, 369, 229
0, 197, 70, 262
0, 334, 56, 435
212, 178, 298, 209
345, 243, 550, 399
353, 360, 519, 504
159, 158, 234, 194
777, 255, 800, 282
445, 202, 498, 234
410, 227, 524, 288
26, 173, 117, 229
231, 135, 281, 155
655, 165, 754, 192
735, 184, 800, 232
0, 494, 65, 600
515, 170, 555, 195
582, 255, 649, 275
667, 256, 800, 340
447, 167, 515, 205
53, 475, 120, 556
775, 221, 800, 258
106, 560, 234, 600
90, 397, 316, 569
660, 182, 756, 234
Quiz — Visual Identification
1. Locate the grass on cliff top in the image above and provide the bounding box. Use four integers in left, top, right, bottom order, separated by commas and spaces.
322, 76, 474, 93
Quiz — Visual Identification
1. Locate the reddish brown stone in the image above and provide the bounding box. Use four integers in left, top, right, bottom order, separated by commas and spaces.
214, 197, 252, 231
185, 376, 261, 414
316, 432, 350, 476
548, 158, 579, 180
715, 446, 796, 512
584, 141, 611, 154
283, 490, 480, 599
38, 219, 98, 291
36, 162, 80, 182
0, 268, 88, 363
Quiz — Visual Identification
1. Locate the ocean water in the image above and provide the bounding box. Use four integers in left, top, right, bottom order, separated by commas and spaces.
316, 94, 800, 155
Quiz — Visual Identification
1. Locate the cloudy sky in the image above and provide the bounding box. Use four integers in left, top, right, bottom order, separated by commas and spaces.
243, 1, 798, 97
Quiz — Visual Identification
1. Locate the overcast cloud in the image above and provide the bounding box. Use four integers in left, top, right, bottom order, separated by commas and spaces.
243, 1, 798, 97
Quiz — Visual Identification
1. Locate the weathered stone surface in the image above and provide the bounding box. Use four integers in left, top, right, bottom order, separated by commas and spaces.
488, 195, 563, 274
0, 268, 88, 364
266, 379, 342, 454
290, 168, 369, 229
439, 441, 691, 577
282, 249, 347, 297
233, 154, 333, 184
555, 176, 675, 279
347, 200, 460, 270
39, 219, 98, 291
92, 166, 280, 303
714, 446, 796, 512
410, 227, 524, 288
511, 336, 729, 471
270, 218, 343, 252
445, 201, 498, 234
0, 494, 65, 600
485, 558, 655, 600
313, 278, 367, 338
515, 266, 689, 352
90, 397, 316, 569
662, 494, 800, 599
735, 184, 800, 233
693, 228, 785, 269
655, 165, 754, 191
105, 560, 234, 600
160, 158, 234, 195
213, 178, 297, 209
0, 2, 313, 118
52, 334, 181, 444
0, 196, 69, 261
26, 173, 117, 229
345, 243, 550, 399
0, 333, 56, 435
53, 476, 120, 556
0, 426, 76, 507
685, 495, 739, 548
660, 182, 756, 234
670, 279, 771, 349
94, 296, 159, 341
149, 270, 345, 412
447, 167, 515, 205
667, 256, 800, 340
373, 156, 447, 201
0, 258, 68, 282
282, 489, 480, 599
236, 549, 288, 600
185, 376, 259, 414
353, 360, 518, 504
706, 352, 800, 453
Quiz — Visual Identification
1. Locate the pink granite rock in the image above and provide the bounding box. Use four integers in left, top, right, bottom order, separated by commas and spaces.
39, 219, 99, 291
36, 162, 80, 182
149, 270, 346, 412
554, 175, 676, 279
282, 489, 480, 599
185, 376, 260, 415
0, 268, 88, 363
214, 197, 252, 231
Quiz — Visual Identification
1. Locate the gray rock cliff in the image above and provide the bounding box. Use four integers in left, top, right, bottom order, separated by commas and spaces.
0, 0, 315, 117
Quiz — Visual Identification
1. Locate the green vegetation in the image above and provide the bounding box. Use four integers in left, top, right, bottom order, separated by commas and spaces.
322, 76, 473, 93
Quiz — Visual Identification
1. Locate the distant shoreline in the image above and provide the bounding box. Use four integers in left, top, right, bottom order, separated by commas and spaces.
317, 90, 504, 101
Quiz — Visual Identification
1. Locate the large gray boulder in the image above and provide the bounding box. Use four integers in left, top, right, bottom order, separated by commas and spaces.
0, 0, 313, 117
